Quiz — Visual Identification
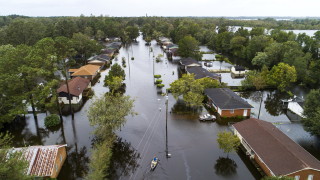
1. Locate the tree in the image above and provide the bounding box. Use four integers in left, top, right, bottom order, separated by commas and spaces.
217, 131, 240, 157
241, 66, 269, 90
86, 93, 135, 179
104, 64, 125, 87
177, 35, 202, 60
268, 63, 297, 92
246, 35, 273, 60
125, 26, 139, 41
0, 133, 31, 180
252, 52, 269, 67
302, 89, 320, 135
170, 74, 220, 107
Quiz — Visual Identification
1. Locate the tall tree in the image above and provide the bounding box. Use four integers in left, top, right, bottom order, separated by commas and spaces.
178, 35, 201, 60
302, 89, 320, 136
268, 63, 297, 92
217, 131, 240, 157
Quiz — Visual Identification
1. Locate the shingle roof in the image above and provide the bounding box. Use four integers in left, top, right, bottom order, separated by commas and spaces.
187, 66, 221, 80
57, 77, 90, 96
233, 118, 320, 176
204, 88, 253, 109
11, 144, 67, 177
180, 57, 201, 66
71, 64, 100, 76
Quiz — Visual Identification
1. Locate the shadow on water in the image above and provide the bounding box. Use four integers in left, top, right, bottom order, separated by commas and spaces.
109, 137, 140, 180
171, 99, 203, 115
58, 145, 90, 179
214, 157, 238, 177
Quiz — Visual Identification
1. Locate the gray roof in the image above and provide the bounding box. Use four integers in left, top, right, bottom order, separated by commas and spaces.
204, 88, 253, 109
233, 118, 320, 176
186, 66, 220, 80
180, 57, 201, 66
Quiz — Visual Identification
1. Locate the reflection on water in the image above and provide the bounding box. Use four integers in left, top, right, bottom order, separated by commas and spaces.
109, 137, 140, 180
214, 157, 238, 177
171, 99, 204, 115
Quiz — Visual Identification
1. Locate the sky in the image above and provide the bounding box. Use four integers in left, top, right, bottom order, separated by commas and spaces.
0, 0, 319, 17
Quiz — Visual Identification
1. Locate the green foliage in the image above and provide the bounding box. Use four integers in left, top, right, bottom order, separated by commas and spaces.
44, 114, 60, 128
104, 64, 125, 87
241, 66, 269, 90
125, 26, 139, 41
268, 63, 297, 92
302, 89, 320, 135
0, 133, 31, 180
156, 84, 165, 88
217, 131, 240, 155
105, 76, 124, 94
154, 75, 161, 78
178, 35, 202, 60
155, 79, 163, 84
170, 74, 219, 107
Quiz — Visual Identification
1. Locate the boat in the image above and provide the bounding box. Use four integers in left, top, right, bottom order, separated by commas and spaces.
150, 157, 159, 171
199, 114, 216, 121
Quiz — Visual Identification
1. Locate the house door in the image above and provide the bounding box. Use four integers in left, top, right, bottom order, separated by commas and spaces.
243, 109, 248, 116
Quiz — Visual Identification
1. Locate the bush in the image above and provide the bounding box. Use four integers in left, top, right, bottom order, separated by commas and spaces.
131, 57, 134, 60
44, 114, 60, 128
155, 79, 163, 84
154, 75, 161, 78
157, 84, 165, 88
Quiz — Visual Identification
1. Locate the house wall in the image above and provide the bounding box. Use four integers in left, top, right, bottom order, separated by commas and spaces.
254, 155, 274, 176
50, 146, 67, 178
220, 109, 251, 118
58, 93, 82, 104
286, 169, 320, 180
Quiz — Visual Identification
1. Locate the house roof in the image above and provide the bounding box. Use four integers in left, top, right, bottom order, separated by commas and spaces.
186, 66, 221, 80
233, 118, 320, 176
204, 88, 253, 109
234, 65, 245, 71
11, 144, 67, 177
180, 57, 201, 66
71, 64, 100, 76
57, 77, 90, 96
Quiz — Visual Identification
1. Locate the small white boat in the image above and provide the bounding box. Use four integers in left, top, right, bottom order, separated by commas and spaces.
151, 157, 159, 171
199, 114, 216, 121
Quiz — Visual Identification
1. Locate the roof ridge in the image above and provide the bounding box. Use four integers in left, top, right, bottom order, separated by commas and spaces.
256, 120, 313, 170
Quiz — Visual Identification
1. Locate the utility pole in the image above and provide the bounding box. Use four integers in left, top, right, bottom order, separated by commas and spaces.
165, 94, 169, 158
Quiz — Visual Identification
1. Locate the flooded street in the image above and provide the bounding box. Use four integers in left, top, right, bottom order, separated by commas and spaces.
5, 34, 320, 180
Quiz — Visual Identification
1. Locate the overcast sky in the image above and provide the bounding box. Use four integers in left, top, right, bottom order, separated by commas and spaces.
0, 0, 319, 17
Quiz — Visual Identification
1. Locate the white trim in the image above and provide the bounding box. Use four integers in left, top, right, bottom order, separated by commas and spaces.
285, 168, 320, 176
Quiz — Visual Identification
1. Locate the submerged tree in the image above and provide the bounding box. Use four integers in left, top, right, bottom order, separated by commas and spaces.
178, 35, 202, 60
216, 131, 240, 157
302, 89, 320, 136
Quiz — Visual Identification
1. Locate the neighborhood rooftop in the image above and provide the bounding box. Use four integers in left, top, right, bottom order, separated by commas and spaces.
187, 66, 221, 80
57, 77, 90, 96
70, 64, 100, 76
204, 88, 253, 109
10, 144, 67, 177
180, 57, 201, 66
233, 119, 320, 176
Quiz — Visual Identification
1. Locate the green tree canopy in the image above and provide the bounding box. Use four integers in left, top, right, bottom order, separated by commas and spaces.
302, 89, 320, 135
217, 131, 240, 157
268, 63, 297, 92
177, 35, 202, 60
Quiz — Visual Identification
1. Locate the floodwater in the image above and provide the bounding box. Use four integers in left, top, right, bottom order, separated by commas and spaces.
3, 34, 320, 180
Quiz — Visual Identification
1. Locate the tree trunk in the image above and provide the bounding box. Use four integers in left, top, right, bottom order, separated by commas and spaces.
30, 94, 38, 122
65, 74, 74, 119
55, 93, 63, 121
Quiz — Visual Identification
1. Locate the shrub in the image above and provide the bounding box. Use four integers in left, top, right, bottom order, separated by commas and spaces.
155, 79, 163, 84
157, 84, 165, 88
131, 57, 134, 60
154, 75, 161, 78
44, 114, 60, 128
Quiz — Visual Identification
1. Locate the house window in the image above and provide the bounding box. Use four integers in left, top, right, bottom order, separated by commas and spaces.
295, 176, 300, 180
230, 109, 234, 114
308, 175, 313, 180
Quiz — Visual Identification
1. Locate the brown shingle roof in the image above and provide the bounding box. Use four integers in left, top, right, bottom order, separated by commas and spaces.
57, 77, 90, 96
233, 118, 320, 176
71, 64, 100, 76
11, 144, 67, 177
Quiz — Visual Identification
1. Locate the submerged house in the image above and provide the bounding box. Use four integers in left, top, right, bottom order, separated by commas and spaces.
233, 118, 320, 179
11, 144, 67, 178
57, 77, 91, 104
186, 66, 221, 81
204, 88, 253, 117
180, 57, 201, 70
231, 65, 246, 78
87, 54, 111, 67
69, 64, 101, 80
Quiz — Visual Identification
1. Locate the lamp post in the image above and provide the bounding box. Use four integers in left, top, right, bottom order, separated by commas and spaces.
165, 94, 170, 158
